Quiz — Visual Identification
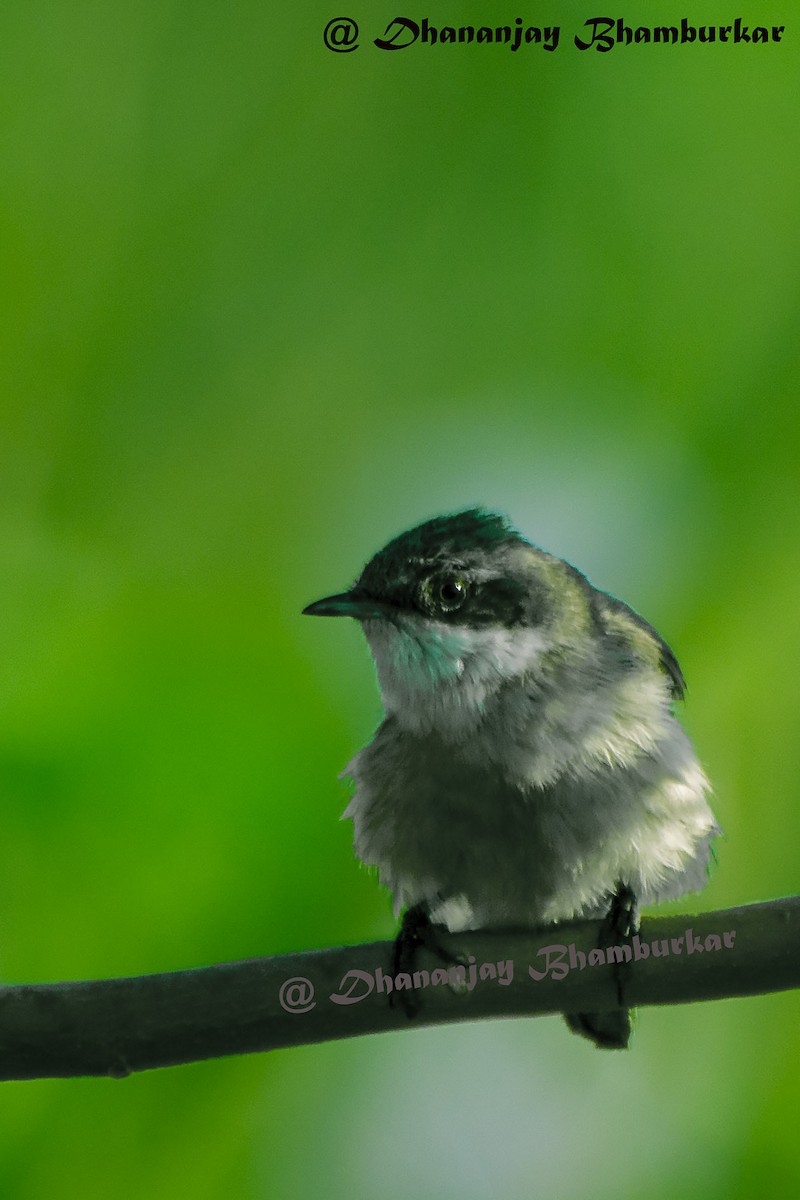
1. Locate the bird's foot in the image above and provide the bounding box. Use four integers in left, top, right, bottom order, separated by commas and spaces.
564, 881, 638, 1050
389, 904, 460, 1018
602, 881, 639, 1006
605, 881, 639, 942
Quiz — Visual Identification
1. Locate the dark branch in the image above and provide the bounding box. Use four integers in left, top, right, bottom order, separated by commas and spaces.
0, 897, 797, 1081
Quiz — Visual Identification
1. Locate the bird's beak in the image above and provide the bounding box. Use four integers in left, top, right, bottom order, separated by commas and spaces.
302, 590, 388, 619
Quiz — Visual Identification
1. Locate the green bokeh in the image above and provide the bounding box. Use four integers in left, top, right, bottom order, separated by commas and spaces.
1, 3, 798, 1196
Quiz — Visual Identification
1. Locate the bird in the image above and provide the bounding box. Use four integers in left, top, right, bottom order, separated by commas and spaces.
303, 507, 719, 1048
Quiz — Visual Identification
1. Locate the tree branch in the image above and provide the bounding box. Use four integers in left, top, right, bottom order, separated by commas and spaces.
0, 897, 797, 1081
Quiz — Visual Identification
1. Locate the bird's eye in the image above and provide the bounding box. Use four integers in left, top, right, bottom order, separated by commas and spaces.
422, 575, 468, 614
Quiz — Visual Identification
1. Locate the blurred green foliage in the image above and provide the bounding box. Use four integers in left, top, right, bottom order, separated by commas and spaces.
0, 1, 798, 1196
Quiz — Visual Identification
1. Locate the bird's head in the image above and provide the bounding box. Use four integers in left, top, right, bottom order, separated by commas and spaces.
303, 508, 592, 735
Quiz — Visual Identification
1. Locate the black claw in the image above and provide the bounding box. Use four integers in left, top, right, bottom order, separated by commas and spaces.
389, 904, 460, 1018
602, 881, 639, 1005
391, 904, 428, 978
565, 881, 639, 1049
606, 881, 639, 940
390, 906, 424, 1016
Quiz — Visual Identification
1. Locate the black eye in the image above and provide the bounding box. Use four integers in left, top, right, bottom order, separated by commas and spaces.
422, 575, 468, 614
439, 579, 465, 604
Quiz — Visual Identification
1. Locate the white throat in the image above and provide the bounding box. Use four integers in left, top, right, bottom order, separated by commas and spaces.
361, 614, 549, 738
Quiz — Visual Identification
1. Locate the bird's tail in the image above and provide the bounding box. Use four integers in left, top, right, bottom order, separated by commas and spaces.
563, 1008, 632, 1050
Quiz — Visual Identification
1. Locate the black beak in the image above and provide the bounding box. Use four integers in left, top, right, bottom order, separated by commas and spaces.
302, 591, 388, 619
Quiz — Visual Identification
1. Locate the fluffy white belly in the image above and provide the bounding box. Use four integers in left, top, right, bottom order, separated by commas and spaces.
343, 718, 718, 931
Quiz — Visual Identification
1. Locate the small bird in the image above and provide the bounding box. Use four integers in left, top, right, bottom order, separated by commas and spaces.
303, 508, 719, 1048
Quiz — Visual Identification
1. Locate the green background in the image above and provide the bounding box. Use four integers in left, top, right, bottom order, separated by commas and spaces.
1, 2, 798, 1196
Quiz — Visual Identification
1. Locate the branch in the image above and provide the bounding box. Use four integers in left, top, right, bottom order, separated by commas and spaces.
0, 897, 797, 1081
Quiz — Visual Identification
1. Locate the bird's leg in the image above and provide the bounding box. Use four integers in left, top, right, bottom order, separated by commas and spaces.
564, 881, 638, 1049
607, 880, 639, 936
603, 881, 639, 1005
390, 902, 461, 1018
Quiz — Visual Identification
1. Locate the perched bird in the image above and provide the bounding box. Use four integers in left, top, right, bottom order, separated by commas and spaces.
303, 508, 719, 1048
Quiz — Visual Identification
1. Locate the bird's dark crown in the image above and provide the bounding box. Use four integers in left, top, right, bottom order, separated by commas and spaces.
355, 507, 536, 628
371, 507, 519, 561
